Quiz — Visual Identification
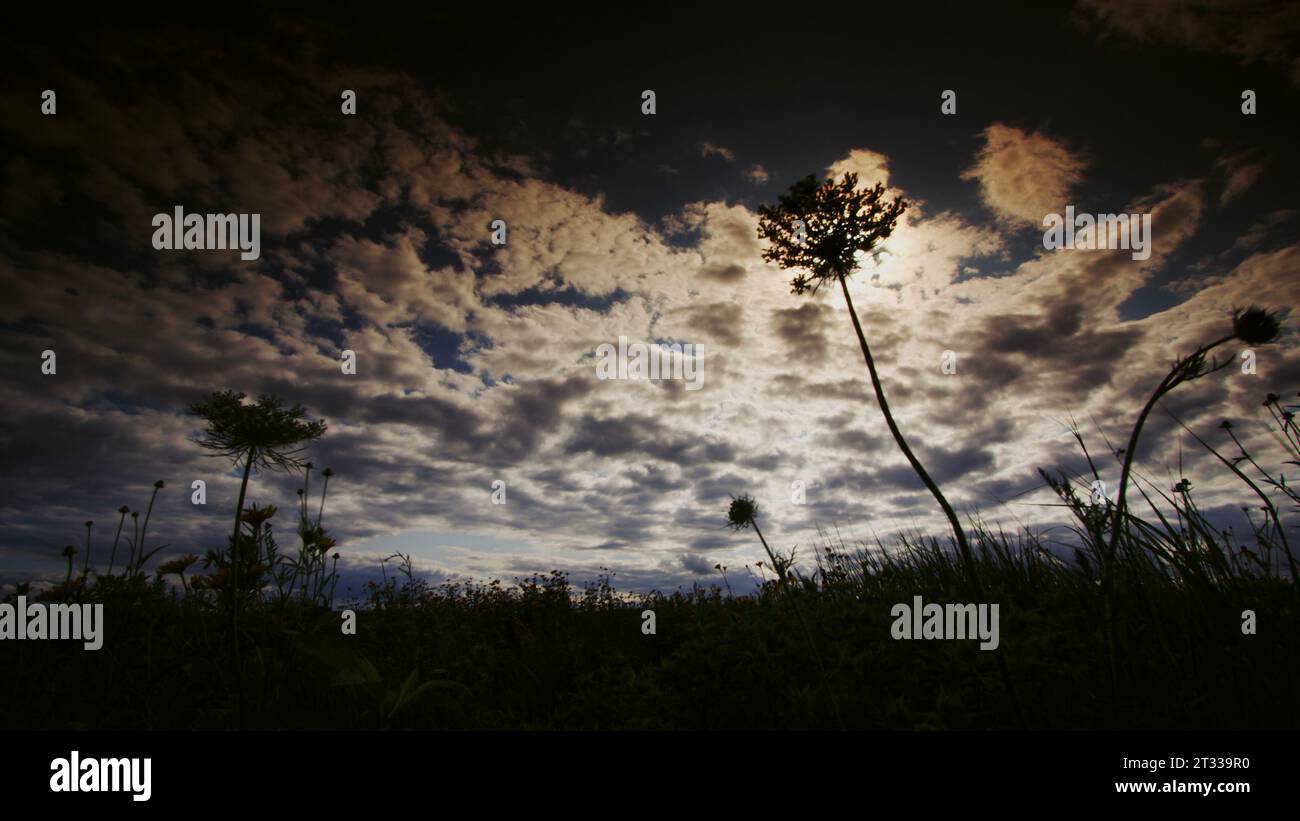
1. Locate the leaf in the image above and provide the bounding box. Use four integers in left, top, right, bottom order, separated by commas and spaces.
384, 668, 461, 719
301, 635, 382, 687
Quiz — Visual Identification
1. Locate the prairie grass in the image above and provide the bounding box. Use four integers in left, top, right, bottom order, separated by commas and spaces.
2, 466, 1295, 729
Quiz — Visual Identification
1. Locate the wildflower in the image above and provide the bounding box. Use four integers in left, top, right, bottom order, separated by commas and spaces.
189, 390, 327, 609
241, 504, 278, 527
191, 566, 232, 590
153, 480, 165, 489
726, 495, 759, 531
157, 554, 199, 576
1232, 307, 1281, 346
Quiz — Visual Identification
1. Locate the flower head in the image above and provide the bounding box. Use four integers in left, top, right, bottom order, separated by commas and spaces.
157, 554, 199, 576
188, 390, 327, 474
1232, 306, 1281, 346
726, 495, 759, 531
757, 173, 908, 294
241, 503, 278, 527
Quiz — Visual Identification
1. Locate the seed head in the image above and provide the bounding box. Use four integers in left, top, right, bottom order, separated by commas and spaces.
726, 495, 759, 531
1232, 306, 1281, 346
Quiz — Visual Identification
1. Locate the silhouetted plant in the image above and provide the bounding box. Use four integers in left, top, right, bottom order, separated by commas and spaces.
189, 391, 327, 608
121, 481, 170, 576
1103, 307, 1283, 589
61, 544, 75, 586
1176, 392, 1300, 595
82, 521, 92, 575
756, 174, 981, 589
726, 494, 843, 727
757, 173, 1024, 726
157, 553, 199, 595
726, 495, 789, 586
106, 505, 129, 576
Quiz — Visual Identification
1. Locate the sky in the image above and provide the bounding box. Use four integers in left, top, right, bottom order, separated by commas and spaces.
1, 1, 1298, 597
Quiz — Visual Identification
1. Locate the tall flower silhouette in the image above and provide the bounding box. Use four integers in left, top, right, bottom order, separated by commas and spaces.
1103, 305, 1283, 586
189, 391, 327, 607
726, 495, 787, 585
757, 174, 979, 589
758, 172, 1023, 726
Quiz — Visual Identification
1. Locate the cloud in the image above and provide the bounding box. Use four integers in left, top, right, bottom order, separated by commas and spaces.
1074, 0, 1300, 85
698, 262, 748, 283
744, 165, 770, 184
1215, 151, 1268, 205
961, 124, 1087, 227
680, 553, 714, 574
827, 148, 892, 190
699, 141, 736, 162
771, 302, 833, 362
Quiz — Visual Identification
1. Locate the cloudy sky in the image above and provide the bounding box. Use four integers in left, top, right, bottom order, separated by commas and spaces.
1, 2, 1297, 596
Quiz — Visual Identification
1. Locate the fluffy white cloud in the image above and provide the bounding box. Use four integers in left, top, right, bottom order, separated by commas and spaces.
961, 124, 1086, 227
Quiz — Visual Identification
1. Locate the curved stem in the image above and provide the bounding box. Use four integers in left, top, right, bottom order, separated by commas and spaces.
837, 273, 1025, 727
837, 275, 981, 594
138, 486, 161, 573
1103, 335, 1234, 591
107, 511, 126, 576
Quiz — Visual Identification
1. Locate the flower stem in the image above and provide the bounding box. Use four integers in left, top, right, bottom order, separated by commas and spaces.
837, 272, 1025, 728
